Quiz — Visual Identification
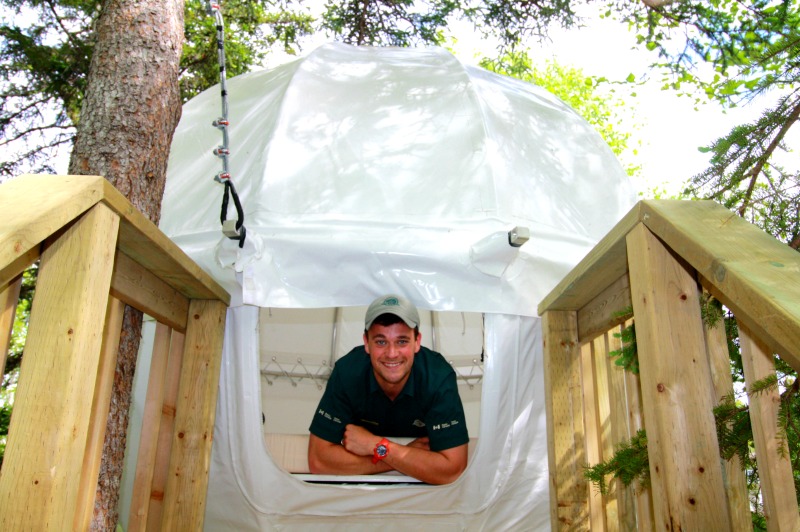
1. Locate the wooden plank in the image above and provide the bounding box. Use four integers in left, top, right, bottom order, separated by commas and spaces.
0, 174, 229, 305
161, 299, 227, 531
603, 329, 637, 531
539, 203, 642, 315
74, 296, 125, 530
620, 321, 654, 532
739, 323, 800, 532
0, 245, 38, 291
542, 310, 590, 530
626, 224, 732, 531
146, 329, 185, 531
0, 203, 119, 530
578, 274, 632, 344
95, 178, 229, 304
111, 251, 189, 332
702, 311, 752, 531
640, 200, 800, 373
0, 275, 22, 379
0, 174, 107, 272
128, 323, 173, 532
597, 326, 636, 530
582, 341, 608, 532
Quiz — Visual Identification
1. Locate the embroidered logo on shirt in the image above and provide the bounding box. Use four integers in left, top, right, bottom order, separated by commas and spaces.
318, 408, 342, 424
412, 419, 426, 428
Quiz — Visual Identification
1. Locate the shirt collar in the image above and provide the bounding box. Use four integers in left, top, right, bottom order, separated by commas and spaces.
368, 364, 416, 400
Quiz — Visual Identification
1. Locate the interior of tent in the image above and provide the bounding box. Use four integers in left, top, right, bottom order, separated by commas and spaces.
119, 43, 637, 530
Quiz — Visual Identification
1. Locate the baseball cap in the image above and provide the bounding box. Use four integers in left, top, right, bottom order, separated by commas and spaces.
364, 294, 420, 330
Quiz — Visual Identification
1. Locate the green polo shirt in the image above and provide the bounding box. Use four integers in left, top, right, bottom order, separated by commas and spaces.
309, 345, 469, 452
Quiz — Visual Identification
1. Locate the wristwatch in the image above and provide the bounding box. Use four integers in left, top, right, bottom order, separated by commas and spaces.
371, 438, 390, 464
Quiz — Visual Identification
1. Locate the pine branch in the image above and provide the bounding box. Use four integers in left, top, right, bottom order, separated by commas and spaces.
739, 96, 800, 216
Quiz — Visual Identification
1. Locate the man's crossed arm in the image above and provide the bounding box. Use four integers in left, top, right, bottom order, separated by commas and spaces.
307, 424, 467, 485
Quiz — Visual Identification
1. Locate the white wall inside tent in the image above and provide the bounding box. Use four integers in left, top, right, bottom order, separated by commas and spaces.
144, 43, 636, 530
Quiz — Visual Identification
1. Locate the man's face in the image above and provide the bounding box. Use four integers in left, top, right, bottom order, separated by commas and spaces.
363, 322, 421, 396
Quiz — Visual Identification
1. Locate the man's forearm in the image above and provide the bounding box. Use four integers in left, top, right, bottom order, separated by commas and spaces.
380, 441, 468, 485
308, 434, 393, 475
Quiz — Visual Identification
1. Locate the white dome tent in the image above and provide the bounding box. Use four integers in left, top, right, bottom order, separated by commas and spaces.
153, 43, 635, 530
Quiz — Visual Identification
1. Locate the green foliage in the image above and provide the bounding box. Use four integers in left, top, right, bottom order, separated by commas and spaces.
607, 306, 638, 374
181, 0, 314, 101
584, 429, 650, 495
479, 50, 643, 178
0, 0, 314, 177
610, 0, 800, 249
320, 0, 578, 47
699, 292, 725, 330
0, 263, 36, 467
586, 301, 800, 526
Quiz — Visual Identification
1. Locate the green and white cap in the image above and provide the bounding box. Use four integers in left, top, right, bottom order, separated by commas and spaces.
365, 294, 420, 330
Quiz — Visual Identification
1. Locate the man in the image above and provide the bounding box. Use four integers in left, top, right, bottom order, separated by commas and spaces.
307, 294, 469, 484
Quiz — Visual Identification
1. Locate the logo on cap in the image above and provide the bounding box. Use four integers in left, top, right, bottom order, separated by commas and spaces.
383, 297, 399, 306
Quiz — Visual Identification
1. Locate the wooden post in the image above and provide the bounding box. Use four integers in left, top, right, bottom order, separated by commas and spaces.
74, 295, 125, 529
739, 322, 800, 532
161, 299, 227, 530
146, 329, 185, 530
0, 275, 22, 379
542, 310, 589, 530
582, 340, 608, 531
604, 329, 638, 532
702, 313, 752, 531
0, 203, 119, 530
128, 322, 175, 531
626, 224, 732, 531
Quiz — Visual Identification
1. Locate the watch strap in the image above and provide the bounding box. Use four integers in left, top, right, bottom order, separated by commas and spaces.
371, 437, 390, 464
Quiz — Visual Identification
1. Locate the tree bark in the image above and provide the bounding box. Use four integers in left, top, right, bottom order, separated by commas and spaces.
68, 0, 184, 529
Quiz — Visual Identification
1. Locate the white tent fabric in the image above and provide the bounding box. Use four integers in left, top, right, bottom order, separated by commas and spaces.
157, 43, 636, 530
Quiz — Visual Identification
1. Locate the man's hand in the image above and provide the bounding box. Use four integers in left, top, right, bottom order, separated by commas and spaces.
341, 424, 382, 456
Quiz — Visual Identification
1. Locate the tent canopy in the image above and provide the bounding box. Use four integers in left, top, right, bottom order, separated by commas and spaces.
154, 43, 636, 530
160, 43, 635, 314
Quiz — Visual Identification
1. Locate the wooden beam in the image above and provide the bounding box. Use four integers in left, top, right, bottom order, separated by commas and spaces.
702, 313, 752, 532
96, 178, 228, 304
582, 340, 608, 532
0, 203, 119, 529
542, 310, 589, 530
538, 203, 641, 315
577, 274, 632, 344
603, 329, 637, 531
146, 329, 185, 531
0, 174, 107, 272
739, 323, 800, 532
74, 296, 125, 530
111, 251, 189, 332
621, 322, 654, 532
161, 299, 227, 531
626, 224, 732, 531
0, 275, 22, 379
640, 200, 800, 373
0, 245, 38, 291
128, 323, 173, 532
0, 174, 229, 305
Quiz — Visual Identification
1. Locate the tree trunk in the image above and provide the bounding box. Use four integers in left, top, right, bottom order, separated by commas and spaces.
68, 0, 184, 529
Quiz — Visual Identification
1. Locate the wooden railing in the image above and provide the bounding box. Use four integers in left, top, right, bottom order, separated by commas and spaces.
539, 200, 800, 531
0, 175, 230, 530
